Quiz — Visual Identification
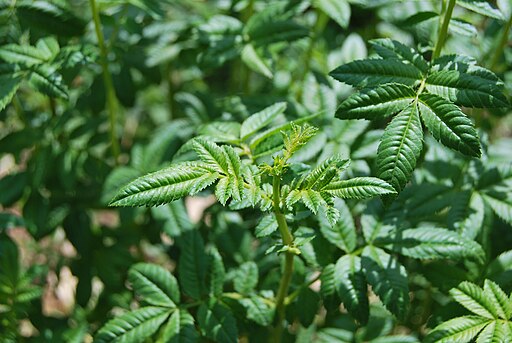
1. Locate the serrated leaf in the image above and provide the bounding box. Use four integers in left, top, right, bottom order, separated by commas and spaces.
240, 102, 287, 140
128, 263, 179, 307
450, 281, 497, 318
369, 38, 429, 73
110, 163, 219, 207
241, 44, 272, 79
320, 199, 356, 252
329, 59, 423, 88
301, 189, 328, 214
335, 255, 369, 324
255, 215, 278, 238
299, 155, 350, 190
0, 44, 50, 66
197, 302, 238, 343
191, 139, 229, 173
475, 320, 510, 343
239, 296, 274, 326
424, 315, 491, 343
448, 191, 484, 240
95, 307, 171, 343
377, 103, 423, 193
425, 70, 509, 108
314, 0, 351, 28
29, 65, 68, 99
481, 192, 512, 225
418, 93, 480, 157
215, 176, 233, 205
337, 83, 416, 120
375, 227, 485, 262
457, 0, 505, 20
0, 74, 22, 111
208, 247, 225, 297
325, 177, 396, 199
178, 230, 208, 300
157, 310, 199, 343
223, 146, 244, 201
483, 280, 512, 320
234, 262, 258, 294
362, 246, 409, 320
476, 163, 512, 190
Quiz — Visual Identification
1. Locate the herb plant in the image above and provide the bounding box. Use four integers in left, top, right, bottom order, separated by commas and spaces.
0, 0, 511, 342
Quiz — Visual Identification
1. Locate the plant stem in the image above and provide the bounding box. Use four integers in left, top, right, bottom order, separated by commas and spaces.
490, 14, 512, 70
271, 175, 294, 342
432, 0, 456, 59
89, 0, 120, 163
296, 10, 328, 100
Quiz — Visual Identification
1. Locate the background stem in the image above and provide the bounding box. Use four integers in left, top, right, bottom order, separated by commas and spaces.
490, 14, 512, 70
432, 0, 456, 59
89, 0, 120, 163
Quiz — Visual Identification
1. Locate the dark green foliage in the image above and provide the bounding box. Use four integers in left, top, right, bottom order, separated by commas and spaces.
0, 0, 511, 342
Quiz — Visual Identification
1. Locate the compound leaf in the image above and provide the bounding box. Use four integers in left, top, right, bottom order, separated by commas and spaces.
241, 102, 286, 140
197, 302, 238, 343
450, 282, 497, 319
424, 316, 491, 343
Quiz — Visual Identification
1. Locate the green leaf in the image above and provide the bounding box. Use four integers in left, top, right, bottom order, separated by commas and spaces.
481, 192, 512, 225
234, 262, 258, 294
375, 227, 485, 263
362, 246, 409, 320
191, 139, 229, 173
239, 296, 274, 326
314, 0, 351, 28
241, 103, 287, 140
197, 302, 238, 343
483, 280, 512, 320
424, 316, 491, 343
329, 59, 423, 88
336, 83, 416, 120
450, 281, 497, 319
244, 5, 308, 46
325, 177, 396, 199
110, 163, 218, 207
128, 263, 180, 308
369, 38, 429, 73
335, 255, 369, 324
95, 307, 171, 343
448, 191, 485, 240
377, 104, 423, 193
475, 320, 511, 343
476, 163, 512, 191
457, 0, 505, 20
241, 44, 273, 79
208, 247, 226, 297
0, 44, 49, 66
178, 230, 208, 300
320, 199, 356, 253
296, 287, 320, 327
425, 70, 509, 108
157, 310, 199, 343
0, 73, 22, 111
255, 215, 278, 238
151, 200, 194, 237
29, 65, 68, 99
418, 93, 480, 157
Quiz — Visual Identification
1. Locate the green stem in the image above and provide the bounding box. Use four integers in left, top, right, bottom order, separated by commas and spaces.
490, 14, 512, 70
271, 175, 294, 342
89, 0, 120, 163
432, 0, 456, 59
296, 10, 329, 100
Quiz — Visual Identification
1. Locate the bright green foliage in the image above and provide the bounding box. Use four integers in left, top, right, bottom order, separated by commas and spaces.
425, 280, 512, 343
0, 0, 511, 342
330, 38, 509, 194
